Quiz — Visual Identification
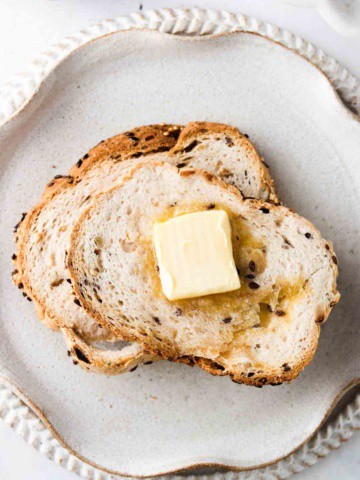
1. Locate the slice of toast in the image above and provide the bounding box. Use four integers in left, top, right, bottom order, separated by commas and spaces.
68, 161, 339, 386
13, 122, 278, 374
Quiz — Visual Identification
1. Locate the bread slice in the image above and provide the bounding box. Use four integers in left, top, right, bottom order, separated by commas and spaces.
12, 122, 277, 374
68, 161, 339, 386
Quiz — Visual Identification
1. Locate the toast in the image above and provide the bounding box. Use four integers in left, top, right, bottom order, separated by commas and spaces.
68, 161, 339, 386
13, 122, 277, 374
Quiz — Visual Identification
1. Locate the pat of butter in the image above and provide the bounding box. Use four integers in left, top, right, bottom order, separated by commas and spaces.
153, 210, 240, 301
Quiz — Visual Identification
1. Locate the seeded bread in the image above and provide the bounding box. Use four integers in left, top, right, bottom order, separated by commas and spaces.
68, 162, 339, 386
13, 122, 277, 374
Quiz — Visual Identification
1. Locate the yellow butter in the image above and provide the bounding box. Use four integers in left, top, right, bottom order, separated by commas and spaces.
153, 210, 240, 301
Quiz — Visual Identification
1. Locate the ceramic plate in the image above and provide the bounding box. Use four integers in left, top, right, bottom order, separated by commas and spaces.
0, 10, 359, 479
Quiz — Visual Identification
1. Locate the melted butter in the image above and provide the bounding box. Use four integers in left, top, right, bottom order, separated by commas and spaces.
139, 202, 304, 330
218, 279, 308, 365
259, 302, 272, 328
153, 200, 266, 276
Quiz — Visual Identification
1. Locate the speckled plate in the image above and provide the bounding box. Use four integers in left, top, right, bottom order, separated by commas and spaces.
0, 9, 359, 480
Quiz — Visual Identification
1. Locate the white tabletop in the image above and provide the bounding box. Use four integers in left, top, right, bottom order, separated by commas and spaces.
0, 1, 359, 479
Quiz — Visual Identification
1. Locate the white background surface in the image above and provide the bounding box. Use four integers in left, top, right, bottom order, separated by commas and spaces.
0, 1, 359, 479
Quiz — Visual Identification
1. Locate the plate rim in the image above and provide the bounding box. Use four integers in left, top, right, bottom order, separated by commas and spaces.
1, 374, 359, 480
1, 8, 359, 125
0, 7, 359, 480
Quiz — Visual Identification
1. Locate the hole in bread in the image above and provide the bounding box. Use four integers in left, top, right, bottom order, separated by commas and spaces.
94, 236, 104, 248
282, 235, 294, 248
215, 160, 223, 172
182, 140, 199, 153
50, 278, 64, 288
225, 137, 234, 147
259, 303, 272, 327
91, 340, 133, 351
74, 347, 90, 364
49, 252, 56, 266
92, 249, 103, 272
120, 239, 137, 253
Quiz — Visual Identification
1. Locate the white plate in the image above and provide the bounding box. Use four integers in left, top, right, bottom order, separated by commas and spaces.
0, 9, 359, 480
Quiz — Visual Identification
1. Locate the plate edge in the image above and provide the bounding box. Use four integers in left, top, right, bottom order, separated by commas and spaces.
0, 375, 359, 479
0, 8, 359, 125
